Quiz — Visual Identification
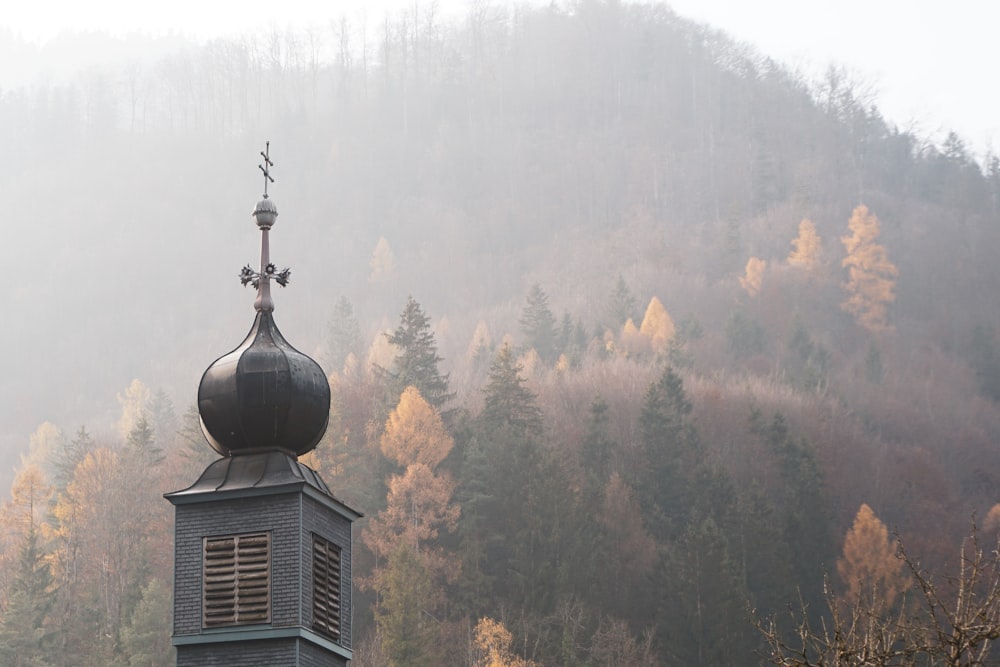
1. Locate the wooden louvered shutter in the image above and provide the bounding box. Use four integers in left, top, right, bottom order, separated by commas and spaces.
312, 536, 341, 640
203, 532, 271, 627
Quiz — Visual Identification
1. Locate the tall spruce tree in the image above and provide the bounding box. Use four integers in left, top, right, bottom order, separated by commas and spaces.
384, 296, 452, 409
326, 295, 362, 373
0, 525, 56, 667
519, 284, 558, 363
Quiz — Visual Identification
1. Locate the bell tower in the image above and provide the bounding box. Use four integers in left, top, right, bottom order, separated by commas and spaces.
166, 144, 359, 666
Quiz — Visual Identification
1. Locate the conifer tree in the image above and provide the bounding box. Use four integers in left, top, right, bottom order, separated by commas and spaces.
519, 284, 558, 363
326, 295, 362, 372
384, 296, 452, 409
840, 204, 898, 332
837, 503, 908, 611
607, 274, 638, 328
376, 544, 438, 667
380, 387, 454, 469
740, 256, 767, 297
480, 344, 543, 437
119, 578, 174, 667
0, 525, 56, 667
638, 296, 676, 354
788, 218, 822, 271
580, 396, 613, 488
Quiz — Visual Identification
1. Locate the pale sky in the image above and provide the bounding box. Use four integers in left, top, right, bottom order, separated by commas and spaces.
4, 0, 996, 156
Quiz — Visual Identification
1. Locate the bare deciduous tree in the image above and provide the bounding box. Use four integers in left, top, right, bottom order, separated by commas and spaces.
756, 524, 1000, 666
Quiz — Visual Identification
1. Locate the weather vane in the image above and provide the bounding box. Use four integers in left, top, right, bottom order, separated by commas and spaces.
241, 141, 290, 303
259, 140, 275, 199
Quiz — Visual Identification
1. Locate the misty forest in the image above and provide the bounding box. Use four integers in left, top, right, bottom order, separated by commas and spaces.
4, 1, 1000, 665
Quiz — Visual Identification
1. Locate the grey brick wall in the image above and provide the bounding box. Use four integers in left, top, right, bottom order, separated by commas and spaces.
177, 638, 348, 667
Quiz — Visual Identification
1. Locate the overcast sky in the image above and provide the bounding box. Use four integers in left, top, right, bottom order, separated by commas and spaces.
5, 0, 997, 156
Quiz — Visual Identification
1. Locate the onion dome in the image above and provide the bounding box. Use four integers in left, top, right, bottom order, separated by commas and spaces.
197, 143, 330, 457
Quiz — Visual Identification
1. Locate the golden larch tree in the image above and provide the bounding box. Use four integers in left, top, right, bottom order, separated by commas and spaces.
840, 205, 898, 332
619, 318, 645, 357
380, 386, 454, 469
788, 218, 822, 271
837, 503, 907, 611
639, 296, 675, 354
467, 320, 492, 362
472, 617, 538, 667
740, 257, 767, 297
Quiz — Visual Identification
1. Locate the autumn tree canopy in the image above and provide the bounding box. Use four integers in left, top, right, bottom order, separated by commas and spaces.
840, 205, 898, 332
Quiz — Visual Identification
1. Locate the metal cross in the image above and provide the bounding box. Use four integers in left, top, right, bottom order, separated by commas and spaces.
259, 141, 275, 198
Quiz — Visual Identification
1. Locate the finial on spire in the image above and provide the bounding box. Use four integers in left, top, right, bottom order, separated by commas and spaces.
243, 141, 289, 312
259, 141, 275, 199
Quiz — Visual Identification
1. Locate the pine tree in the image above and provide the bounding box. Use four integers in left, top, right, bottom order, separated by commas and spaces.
119, 578, 174, 667
519, 284, 558, 363
326, 295, 362, 372
607, 274, 638, 329
752, 411, 833, 612
580, 396, 614, 488
637, 367, 699, 538
0, 525, 56, 667
384, 296, 452, 409
840, 204, 898, 332
53, 427, 92, 493
376, 544, 438, 667
480, 344, 543, 437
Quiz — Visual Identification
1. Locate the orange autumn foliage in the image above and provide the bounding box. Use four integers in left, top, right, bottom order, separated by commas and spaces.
836, 503, 908, 610
841, 205, 898, 332
380, 386, 454, 469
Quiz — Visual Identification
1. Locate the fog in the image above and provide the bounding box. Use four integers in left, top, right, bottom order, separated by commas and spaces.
4, 1, 1000, 664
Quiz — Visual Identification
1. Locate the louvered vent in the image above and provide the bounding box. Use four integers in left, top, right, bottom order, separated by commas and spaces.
312, 536, 341, 641
203, 532, 271, 627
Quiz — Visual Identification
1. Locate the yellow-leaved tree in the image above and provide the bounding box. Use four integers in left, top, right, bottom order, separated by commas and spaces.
740, 257, 767, 297
788, 219, 822, 271
619, 318, 645, 357
639, 296, 675, 354
380, 386, 454, 468
841, 205, 898, 332
836, 503, 907, 611
472, 617, 538, 667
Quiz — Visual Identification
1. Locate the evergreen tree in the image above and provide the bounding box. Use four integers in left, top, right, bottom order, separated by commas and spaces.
0, 525, 56, 667
480, 344, 543, 436
148, 388, 176, 448
376, 544, 438, 667
636, 367, 701, 537
384, 296, 452, 409
580, 396, 614, 488
519, 284, 558, 363
119, 578, 174, 667
326, 295, 362, 373
660, 517, 754, 667
607, 274, 637, 328
752, 411, 833, 612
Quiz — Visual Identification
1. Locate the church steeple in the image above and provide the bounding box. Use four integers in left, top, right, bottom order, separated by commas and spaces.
167, 143, 358, 667
196, 143, 330, 457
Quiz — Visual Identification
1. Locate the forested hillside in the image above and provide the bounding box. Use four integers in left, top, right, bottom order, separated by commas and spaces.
3, 1, 1000, 665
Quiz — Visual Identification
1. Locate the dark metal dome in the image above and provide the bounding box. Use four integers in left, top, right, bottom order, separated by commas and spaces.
198, 311, 330, 457
196, 142, 330, 457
